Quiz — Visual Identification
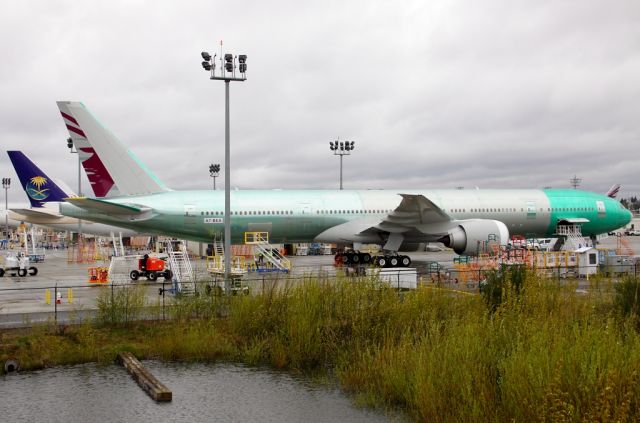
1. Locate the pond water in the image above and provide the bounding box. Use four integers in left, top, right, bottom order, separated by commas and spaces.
0, 361, 399, 422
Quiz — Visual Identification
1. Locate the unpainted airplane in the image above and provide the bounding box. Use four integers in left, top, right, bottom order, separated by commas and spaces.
56, 101, 632, 266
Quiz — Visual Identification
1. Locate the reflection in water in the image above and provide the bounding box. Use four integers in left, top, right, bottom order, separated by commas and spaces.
0, 362, 397, 423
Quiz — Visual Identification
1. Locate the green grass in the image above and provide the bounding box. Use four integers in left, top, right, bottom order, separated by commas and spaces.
2, 273, 640, 421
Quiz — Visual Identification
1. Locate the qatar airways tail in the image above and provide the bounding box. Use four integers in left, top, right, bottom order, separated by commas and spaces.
56, 101, 170, 197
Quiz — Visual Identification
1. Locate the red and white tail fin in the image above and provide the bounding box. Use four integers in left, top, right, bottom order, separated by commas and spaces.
606, 184, 620, 199
57, 101, 170, 197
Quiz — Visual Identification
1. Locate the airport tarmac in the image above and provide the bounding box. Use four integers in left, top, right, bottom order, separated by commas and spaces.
0, 235, 637, 328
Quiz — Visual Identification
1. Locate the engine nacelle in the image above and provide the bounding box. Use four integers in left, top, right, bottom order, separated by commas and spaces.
442, 220, 509, 255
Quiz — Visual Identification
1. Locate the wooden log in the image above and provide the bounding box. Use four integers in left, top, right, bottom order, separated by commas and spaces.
117, 352, 172, 402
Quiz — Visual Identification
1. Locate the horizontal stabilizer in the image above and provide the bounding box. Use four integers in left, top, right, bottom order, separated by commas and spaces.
10, 208, 63, 219
65, 197, 153, 220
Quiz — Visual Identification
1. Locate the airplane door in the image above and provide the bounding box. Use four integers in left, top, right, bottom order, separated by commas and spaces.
526, 201, 536, 219
299, 204, 312, 215
596, 201, 606, 218
298, 203, 314, 233
184, 205, 197, 224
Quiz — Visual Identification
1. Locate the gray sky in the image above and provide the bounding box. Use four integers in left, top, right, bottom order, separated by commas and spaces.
1, 0, 639, 206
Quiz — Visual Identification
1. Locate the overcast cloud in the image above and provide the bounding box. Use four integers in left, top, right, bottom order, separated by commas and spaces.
1, 0, 639, 207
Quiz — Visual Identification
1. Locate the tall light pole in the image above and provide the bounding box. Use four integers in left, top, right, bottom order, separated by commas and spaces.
67, 138, 82, 241
2, 177, 10, 243
570, 175, 582, 190
201, 48, 247, 286
329, 140, 355, 190
209, 163, 220, 190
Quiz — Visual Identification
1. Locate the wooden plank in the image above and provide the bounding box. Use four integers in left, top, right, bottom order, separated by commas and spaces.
117, 352, 172, 402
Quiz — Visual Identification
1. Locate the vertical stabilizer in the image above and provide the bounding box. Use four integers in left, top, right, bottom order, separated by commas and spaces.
56, 101, 170, 196
7, 151, 70, 207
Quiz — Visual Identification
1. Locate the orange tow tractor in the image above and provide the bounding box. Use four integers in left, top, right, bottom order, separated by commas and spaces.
88, 267, 109, 285
130, 254, 173, 281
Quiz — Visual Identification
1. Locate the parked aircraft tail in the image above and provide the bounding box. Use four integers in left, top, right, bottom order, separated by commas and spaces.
606, 184, 620, 199
56, 101, 170, 196
7, 151, 70, 207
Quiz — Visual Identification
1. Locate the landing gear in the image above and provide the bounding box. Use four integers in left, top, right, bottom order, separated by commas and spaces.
334, 251, 372, 266
335, 250, 411, 268
373, 254, 411, 268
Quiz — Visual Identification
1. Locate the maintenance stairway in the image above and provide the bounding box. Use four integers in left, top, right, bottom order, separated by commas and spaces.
163, 239, 196, 294
555, 225, 591, 251
244, 232, 291, 272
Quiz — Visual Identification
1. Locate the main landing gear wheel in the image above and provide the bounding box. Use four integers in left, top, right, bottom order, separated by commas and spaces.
28, 267, 38, 276
18, 269, 27, 277
400, 256, 411, 267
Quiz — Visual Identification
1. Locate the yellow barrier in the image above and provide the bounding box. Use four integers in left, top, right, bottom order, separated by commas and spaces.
45, 289, 51, 305
244, 231, 269, 244
67, 288, 73, 304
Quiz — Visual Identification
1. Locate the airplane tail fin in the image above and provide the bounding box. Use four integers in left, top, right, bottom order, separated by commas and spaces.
606, 184, 621, 199
56, 101, 170, 196
7, 151, 70, 207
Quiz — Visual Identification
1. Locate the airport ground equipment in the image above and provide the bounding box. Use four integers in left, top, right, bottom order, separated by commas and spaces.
130, 254, 173, 281
371, 267, 418, 289
162, 239, 195, 294
616, 233, 636, 256
88, 266, 109, 284
108, 255, 140, 284
0, 253, 38, 277
244, 232, 291, 273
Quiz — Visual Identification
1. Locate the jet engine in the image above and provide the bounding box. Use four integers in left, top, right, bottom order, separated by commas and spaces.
441, 220, 509, 255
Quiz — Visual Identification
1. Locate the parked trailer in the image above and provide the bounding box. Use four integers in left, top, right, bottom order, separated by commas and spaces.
0, 254, 38, 277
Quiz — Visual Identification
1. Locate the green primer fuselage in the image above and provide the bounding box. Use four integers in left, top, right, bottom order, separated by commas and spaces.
60, 188, 631, 244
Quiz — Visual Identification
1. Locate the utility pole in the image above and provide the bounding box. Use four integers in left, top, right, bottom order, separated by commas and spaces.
2, 178, 10, 243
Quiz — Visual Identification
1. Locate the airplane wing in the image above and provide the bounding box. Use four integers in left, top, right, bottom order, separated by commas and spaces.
10, 208, 63, 219
316, 194, 457, 250
375, 194, 450, 232
64, 197, 154, 221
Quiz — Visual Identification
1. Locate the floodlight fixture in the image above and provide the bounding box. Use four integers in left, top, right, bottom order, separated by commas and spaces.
238, 54, 247, 73
201, 51, 211, 61
329, 139, 356, 190
209, 163, 220, 190
224, 54, 233, 73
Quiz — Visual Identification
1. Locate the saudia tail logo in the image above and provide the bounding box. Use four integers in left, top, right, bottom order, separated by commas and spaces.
25, 176, 50, 201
